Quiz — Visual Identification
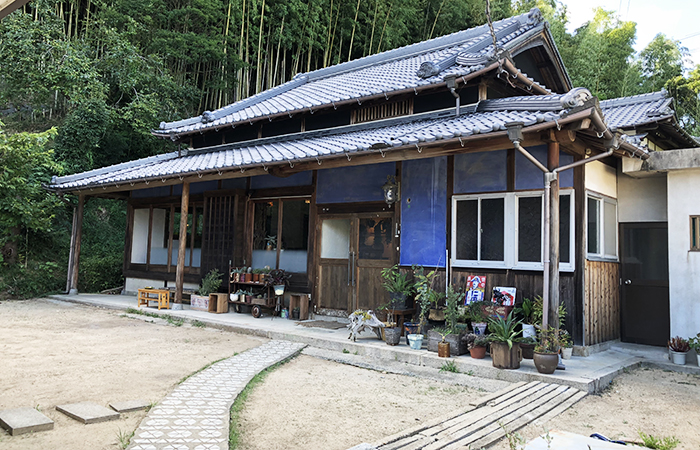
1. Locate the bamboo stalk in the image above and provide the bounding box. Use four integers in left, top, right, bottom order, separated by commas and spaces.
255, 0, 266, 94
368, 0, 380, 55
377, 2, 392, 53
348, 0, 361, 62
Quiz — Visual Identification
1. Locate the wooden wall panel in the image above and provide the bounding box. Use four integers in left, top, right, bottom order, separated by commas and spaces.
584, 260, 620, 345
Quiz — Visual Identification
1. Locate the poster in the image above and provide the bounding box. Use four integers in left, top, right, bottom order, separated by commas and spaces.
492, 286, 516, 306
464, 275, 486, 305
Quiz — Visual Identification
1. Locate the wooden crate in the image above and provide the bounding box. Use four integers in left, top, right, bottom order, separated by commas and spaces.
209, 293, 229, 313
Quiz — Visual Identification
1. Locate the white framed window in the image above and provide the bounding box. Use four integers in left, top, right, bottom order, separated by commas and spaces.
452, 190, 575, 271
586, 192, 618, 260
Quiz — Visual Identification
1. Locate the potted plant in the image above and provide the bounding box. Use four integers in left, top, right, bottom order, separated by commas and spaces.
435, 328, 451, 357
252, 268, 263, 282
413, 266, 438, 335
689, 333, 700, 367
442, 285, 468, 355
265, 269, 291, 296
265, 235, 277, 251
668, 336, 690, 365
292, 307, 300, 320
487, 312, 522, 369
380, 264, 414, 310
466, 333, 488, 359
533, 327, 561, 374
191, 269, 222, 311
519, 336, 537, 359
514, 297, 537, 338
468, 300, 489, 335
383, 321, 402, 346
407, 333, 423, 350
560, 329, 573, 359
532, 295, 566, 328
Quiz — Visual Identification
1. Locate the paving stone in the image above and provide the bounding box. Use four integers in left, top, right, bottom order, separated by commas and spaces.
56, 402, 120, 424
127, 340, 305, 449
0, 407, 54, 436
110, 400, 151, 413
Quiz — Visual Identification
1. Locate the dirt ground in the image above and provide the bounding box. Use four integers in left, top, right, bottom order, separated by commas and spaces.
3, 299, 700, 450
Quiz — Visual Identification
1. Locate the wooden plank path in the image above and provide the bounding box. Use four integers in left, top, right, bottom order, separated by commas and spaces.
370, 381, 586, 450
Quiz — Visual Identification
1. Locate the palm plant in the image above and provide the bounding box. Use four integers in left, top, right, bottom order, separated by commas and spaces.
486, 312, 522, 349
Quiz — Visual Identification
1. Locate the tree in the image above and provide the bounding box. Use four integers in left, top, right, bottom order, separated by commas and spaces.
638, 33, 684, 93
667, 65, 700, 137
0, 123, 62, 265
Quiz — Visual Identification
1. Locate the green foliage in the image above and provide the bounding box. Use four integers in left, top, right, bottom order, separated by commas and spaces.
637, 431, 680, 450
413, 265, 438, 324
0, 261, 65, 299
444, 285, 462, 333
439, 360, 459, 373
380, 265, 414, 295
532, 295, 566, 328
486, 312, 521, 349
514, 297, 535, 325
199, 269, 223, 296
535, 326, 562, 354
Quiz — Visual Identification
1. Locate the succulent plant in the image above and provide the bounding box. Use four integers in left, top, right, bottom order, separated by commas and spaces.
669, 336, 690, 352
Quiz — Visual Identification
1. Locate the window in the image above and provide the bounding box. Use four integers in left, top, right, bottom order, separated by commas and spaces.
251, 198, 310, 273
452, 190, 574, 271
129, 203, 203, 271
586, 193, 617, 260
691, 216, 700, 251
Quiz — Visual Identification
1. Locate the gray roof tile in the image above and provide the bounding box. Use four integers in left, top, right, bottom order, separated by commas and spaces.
599, 90, 674, 130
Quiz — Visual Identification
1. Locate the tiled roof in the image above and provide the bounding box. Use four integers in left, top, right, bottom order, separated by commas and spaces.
50, 88, 639, 192
599, 90, 674, 130
154, 8, 555, 138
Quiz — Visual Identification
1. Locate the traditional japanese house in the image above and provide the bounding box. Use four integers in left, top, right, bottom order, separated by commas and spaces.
48, 8, 697, 349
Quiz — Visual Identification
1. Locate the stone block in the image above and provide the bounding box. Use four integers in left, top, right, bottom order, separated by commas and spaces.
0, 407, 54, 436
109, 400, 150, 413
56, 402, 120, 424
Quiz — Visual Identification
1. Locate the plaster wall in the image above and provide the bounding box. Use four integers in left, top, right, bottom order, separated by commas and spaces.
617, 172, 667, 223
667, 168, 700, 338
130, 208, 149, 264
585, 161, 617, 198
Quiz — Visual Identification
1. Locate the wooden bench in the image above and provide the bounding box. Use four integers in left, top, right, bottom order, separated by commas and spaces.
137, 288, 170, 310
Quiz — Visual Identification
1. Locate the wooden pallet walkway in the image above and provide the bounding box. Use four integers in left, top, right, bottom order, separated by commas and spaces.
372, 381, 587, 450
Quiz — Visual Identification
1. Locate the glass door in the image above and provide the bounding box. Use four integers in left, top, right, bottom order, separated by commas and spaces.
317, 217, 354, 311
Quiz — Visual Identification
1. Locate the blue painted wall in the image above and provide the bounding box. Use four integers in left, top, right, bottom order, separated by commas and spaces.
515, 146, 574, 189
316, 162, 395, 204
400, 157, 447, 267
250, 171, 313, 189
453, 150, 507, 193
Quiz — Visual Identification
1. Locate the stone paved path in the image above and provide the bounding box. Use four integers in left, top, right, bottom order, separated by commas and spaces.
128, 340, 306, 450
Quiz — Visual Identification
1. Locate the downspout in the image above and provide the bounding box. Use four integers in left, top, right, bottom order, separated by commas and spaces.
505, 122, 616, 331
445, 75, 460, 117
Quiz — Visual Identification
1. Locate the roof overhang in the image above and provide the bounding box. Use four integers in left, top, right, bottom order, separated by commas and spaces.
623, 147, 700, 177
0, 0, 29, 20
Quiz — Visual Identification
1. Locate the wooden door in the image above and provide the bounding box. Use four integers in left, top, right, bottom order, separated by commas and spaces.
316, 213, 396, 313
201, 191, 244, 276
620, 223, 669, 346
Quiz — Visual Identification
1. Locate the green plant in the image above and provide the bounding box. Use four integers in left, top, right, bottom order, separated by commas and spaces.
486, 312, 522, 349
467, 300, 489, 323
191, 320, 206, 328
668, 336, 690, 352
265, 269, 291, 286
380, 265, 414, 295
116, 428, 134, 449
560, 329, 573, 348
342, 349, 350, 354
445, 285, 463, 333
637, 431, 680, 450
535, 327, 562, 354
264, 235, 277, 249
413, 265, 439, 328
688, 333, 700, 353
439, 360, 460, 373
198, 269, 222, 296
514, 297, 536, 325
167, 316, 184, 327
498, 421, 525, 450
532, 295, 566, 328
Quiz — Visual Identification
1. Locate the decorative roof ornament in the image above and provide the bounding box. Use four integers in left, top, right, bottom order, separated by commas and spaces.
560, 88, 592, 109
526, 7, 543, 26
416, 61, 441, 79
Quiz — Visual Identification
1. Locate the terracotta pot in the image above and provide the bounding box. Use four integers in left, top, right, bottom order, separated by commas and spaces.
469, 346, 487, 359
438, 341, 450, 357
490, 342, 522, 369
533, 352, 559, 374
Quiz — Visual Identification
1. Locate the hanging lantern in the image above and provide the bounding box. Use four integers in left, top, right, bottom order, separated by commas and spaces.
382, 175, 399, 206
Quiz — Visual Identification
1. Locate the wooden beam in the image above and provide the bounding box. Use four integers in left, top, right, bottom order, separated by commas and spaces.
0, 0, 30, 20
548, 141, 560, 328
68, 194, 86, 294
175, 182, 190, 304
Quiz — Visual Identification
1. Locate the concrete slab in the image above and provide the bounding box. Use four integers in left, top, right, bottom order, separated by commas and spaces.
56, 402, 120, 424
109, 400, 150, 413
0, 407, 54, 436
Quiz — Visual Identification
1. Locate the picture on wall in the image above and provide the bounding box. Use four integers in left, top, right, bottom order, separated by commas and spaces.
492, 287, 516, 306
464, 275, 486, 305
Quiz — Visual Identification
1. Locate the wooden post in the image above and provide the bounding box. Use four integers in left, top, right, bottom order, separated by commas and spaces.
547, 141, 560, 328
478, 81, 488, 101
175, 182, 190, 305
65, 205, 77, 293
68, 194, 85, 295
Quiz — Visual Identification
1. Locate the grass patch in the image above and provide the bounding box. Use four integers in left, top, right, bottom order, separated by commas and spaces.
637, 431, 680, 450
439, 360, 460, 373
192, 320, 206, 328
167, 316, 185, 327
342, 349, 350, 354
116, 428, 135, 449
229, 355, 297, 449
178, 355, 234, 384
125, 307, 159, 319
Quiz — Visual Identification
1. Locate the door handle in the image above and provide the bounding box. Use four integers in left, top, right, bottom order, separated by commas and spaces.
624, 279, 632, 285
347, 254, 351, 286
351, 252, 356, 287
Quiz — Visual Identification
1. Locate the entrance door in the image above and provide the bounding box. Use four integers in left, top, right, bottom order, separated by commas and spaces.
317, 213, 395, 313
620, 223, 669, 346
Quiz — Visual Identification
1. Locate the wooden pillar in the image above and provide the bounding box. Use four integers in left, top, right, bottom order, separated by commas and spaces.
547, 141, 560, 327
68, 194, 85, 294
175, 182, 190, 304
478, 81, 488, 101
65, 205, 77, 293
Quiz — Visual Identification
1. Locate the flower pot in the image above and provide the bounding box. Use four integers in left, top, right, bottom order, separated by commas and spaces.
445, 332, 468, 356
469, 345, 487, 359
427, 330, 441, 352
472, 322, 487, 336
240, 273, 248, 282
229, 293, 239, 302
533, 352, 559, 374
384, 327, 401, 346
407, 334, 423, 350
292, 309, 300, 320
404, 322, 420, 345
522, 324, 536, 339
490, 342, 521, 369
390, 292, 408, 310
438, 341, 450, 357
429, 308, 445, 321
561, 347, 573, 360
670, 350, 688, 365
520, 342, 535, 359
281, 308, 289, 319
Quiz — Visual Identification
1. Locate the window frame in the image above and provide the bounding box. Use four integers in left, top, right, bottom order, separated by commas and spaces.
690, 215, 700, 251
451, 189, 575, 272
585, 191, 618, 261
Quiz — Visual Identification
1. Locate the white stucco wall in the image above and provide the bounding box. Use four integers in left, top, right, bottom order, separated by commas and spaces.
617, 172, 667, 223
130, 208, 150, 263
667, 168, 700, 338
585, 160, 617, 198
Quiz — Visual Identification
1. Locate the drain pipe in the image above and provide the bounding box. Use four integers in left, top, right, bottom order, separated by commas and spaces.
445, 76, 460, 117
505, 122, 616, 331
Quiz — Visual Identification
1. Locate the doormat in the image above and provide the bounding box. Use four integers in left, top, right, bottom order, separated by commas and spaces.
297, 321, 347, 330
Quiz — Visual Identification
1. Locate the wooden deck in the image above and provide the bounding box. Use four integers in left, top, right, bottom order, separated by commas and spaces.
371, 381, 587, 450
